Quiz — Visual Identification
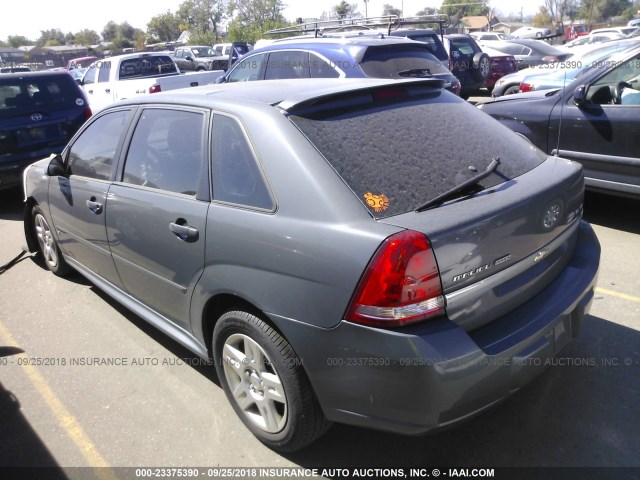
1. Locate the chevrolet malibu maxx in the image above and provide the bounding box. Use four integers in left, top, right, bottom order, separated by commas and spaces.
23, 78, 600, 452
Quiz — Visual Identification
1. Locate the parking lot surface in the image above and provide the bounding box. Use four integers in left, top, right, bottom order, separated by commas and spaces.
0, 185, 638, 474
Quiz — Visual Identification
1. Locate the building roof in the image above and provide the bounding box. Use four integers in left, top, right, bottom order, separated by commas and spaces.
461, 16, 490, 30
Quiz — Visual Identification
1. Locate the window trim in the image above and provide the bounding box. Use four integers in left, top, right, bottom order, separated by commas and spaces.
209, 111, 277, 213
115, 105, 212, 201
62, 106, 134, 182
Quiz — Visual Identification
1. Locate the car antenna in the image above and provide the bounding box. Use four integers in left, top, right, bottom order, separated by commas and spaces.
554, 69, 568, 157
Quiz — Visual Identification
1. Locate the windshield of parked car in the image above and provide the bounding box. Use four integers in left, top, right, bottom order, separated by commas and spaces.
359, 45, 450, 79
289, 89, 546, 218
192, 47, 215, 57
0, 75, 85, 119
119, 56, 177, 79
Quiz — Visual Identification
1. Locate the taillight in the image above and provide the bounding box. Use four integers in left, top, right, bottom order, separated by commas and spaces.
83, 107, 92, 120
149, 84, 162, 94
541, 56, 559, 63
346, 230, 445, 327
519, 82, 533, 93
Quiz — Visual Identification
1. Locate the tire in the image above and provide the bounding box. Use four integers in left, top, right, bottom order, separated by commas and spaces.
536, 32, 543, 38
213, 310, 330, 452
31, 205, 71, 276
472, 52, 490, 82
504, 85, 520, 95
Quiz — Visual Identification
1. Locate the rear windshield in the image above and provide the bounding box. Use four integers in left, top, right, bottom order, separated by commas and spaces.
289, 89, 546, 218
119, 56, 177, 79
0, 74, 85, 119
393, 34, 449, 62
359, 45, 450, 78
448, 37, 480, 56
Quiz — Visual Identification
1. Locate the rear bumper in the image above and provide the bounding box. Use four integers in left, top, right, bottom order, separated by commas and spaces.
269, 221, 600, 434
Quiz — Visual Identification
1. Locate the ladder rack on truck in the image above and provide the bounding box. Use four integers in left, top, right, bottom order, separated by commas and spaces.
264, 14, 452, 39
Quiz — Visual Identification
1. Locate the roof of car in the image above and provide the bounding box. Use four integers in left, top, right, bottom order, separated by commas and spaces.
252, 36, 424, 49
124, 78, 446, 112
0, 70, 75, 80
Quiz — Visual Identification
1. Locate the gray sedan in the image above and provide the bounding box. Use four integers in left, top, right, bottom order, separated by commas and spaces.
23, 78, 600, 452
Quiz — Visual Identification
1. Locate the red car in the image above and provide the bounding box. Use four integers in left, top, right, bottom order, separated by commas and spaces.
481, 46, 518, 91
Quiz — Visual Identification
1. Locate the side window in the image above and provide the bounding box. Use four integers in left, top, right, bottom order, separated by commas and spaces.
227, 53, 266, 82
265, 51, 310, 80
310, 53, 340, 78
122, 109, 205, 196
212, 115, 273, 210
67, 110, 129, 180
589, 55, 640, 105
98, 61, 110, 83
83, 65, 97, 85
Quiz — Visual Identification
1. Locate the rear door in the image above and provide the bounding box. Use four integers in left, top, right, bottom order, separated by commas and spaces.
106, 107, 209, 330
48, 108, 133, 287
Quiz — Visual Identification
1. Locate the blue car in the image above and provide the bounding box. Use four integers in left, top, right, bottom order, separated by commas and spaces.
216, 36, 462, 95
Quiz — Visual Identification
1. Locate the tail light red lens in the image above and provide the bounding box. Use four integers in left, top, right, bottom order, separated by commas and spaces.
83, 107, 92, 120
149, 84, 162, 94
346, 230, 445, 327
542, 56, 559, 63
519, 82, 533, 93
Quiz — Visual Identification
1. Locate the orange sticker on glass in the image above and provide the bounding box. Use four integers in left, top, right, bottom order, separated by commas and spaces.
364, 192, 389, 213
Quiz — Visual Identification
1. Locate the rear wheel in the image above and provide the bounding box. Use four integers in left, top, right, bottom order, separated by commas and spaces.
504, 85, 520, 95
213, 310, 330, 452
32, 205, 71, 276
472, 53, 490, 82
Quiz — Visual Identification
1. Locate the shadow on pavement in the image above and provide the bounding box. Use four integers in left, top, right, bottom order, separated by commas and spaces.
0, 187, 23, 222
584, 191, 640, 235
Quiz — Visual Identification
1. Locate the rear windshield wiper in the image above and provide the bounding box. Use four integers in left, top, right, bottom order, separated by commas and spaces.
415, 157, 501, 212
398, 68, 432, 78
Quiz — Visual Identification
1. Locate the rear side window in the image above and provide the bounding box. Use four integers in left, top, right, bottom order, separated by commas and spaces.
67, 110, 129, 180
289, 91, 546, 218
359, 45, 450, 78
0, 74, 86, 118
265, 51, 310, 79
211, 115, 273, 210
119, 56, 177, 79
122, 109, 205, 196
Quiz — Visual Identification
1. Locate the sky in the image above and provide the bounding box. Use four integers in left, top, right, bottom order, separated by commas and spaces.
2, 0, 541, 42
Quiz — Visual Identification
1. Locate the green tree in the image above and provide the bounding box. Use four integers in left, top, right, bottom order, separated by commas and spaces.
416, 7, 439, 15
102, 21, 118, 42
147, 11, 183, 43
382, 4, 402, 16
178, 0, 228, 44
440, 0, 489, 17
37, 29, 65, 47
332, 0, 358, 17
74, 29, 101, 46
533, 6, 554, 26
7, 35, 33, 47
227, 0, 287, 41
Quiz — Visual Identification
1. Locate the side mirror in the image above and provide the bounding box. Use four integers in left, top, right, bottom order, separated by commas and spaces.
186, 56, 194, 62
215, 75, 226, 84
573, 85, 587, 107
47, 154, 66, 177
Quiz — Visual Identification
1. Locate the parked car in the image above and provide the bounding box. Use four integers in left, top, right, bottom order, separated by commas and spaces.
562, 32, 625, 49
488, 39, 572, 70
511, 26, 551, 39
480, 45, 519, 91
391, 29, 489, 97
492, 39, 638, 96
470, 31, 511, 42
590, 27, 638, 37
479, 45, 640, 198
80, 52, 224, 112
23, 78, 600, 452
215, 37, 462, 96
172, 45, 229, 71
68, 56, 98, 70
0, 71, 90, 190
629, 18, 640, 28
519, 40, 640, 93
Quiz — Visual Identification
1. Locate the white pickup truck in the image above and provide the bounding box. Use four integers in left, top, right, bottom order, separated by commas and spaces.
80, 52, 224, 112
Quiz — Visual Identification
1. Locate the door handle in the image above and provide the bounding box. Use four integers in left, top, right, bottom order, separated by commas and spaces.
105, 88, 111, 93
88, 89, 94, 94
169, 221, 199, 243
86, 198, 103, 214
